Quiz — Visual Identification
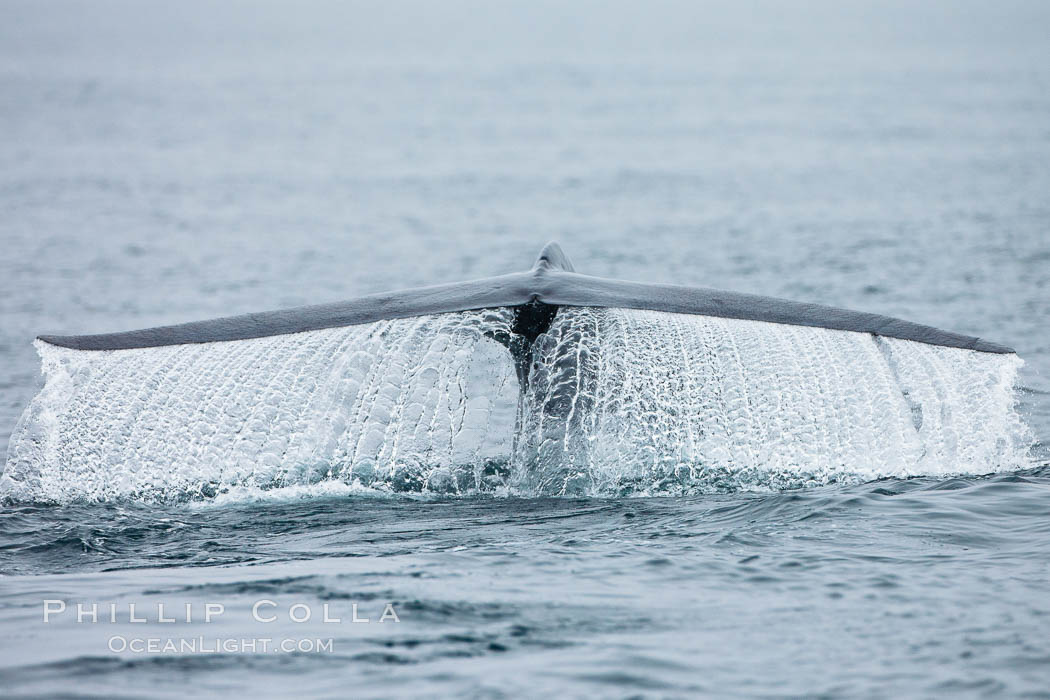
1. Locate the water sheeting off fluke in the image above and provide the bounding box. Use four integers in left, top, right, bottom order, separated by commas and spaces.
3, 307, 1030, 502
515, 308, 1029, 495
3, 311, 519, 502
3, 244, 1030, 502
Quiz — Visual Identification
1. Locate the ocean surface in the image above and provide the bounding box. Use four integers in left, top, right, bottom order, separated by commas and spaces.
2, 1, 1049, 697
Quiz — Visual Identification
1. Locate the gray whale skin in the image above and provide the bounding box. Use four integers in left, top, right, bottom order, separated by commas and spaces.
38, 242, 1012, 355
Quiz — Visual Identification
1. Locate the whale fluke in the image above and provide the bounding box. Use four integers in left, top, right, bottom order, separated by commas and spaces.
12, 242, 1028, 502
38, 242, 1012, 354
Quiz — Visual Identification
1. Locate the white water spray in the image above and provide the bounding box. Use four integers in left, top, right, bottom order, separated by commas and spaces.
3, 310, 519, 502
2, 308, 1031, 502
516, 308, 1029, 495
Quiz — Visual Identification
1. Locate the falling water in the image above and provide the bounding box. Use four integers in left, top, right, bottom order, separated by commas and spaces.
2, 310, 520, 502
516, 308, 1030, 495
2, 308, 1031, 502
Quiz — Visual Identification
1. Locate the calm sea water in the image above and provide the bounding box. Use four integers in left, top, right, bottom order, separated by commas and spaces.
2, 1, 1049, 697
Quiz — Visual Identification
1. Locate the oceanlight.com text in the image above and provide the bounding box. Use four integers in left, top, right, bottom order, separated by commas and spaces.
107, 636, 335, 654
